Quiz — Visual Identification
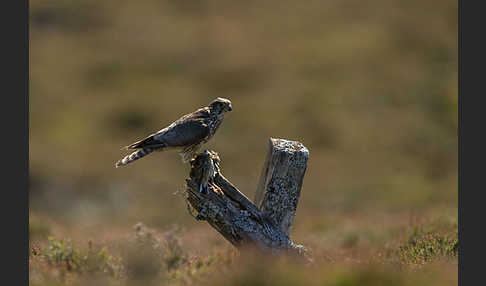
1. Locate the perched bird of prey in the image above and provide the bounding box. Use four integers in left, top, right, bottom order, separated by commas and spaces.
115, 98, 232, 168
189, 150, 221, 193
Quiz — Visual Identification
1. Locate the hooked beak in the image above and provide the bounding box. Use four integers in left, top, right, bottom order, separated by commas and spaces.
227, 105, 232, 111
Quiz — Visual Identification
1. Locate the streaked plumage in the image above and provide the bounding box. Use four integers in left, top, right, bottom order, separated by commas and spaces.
189, 150, 220, 193
115, 98, 232, 168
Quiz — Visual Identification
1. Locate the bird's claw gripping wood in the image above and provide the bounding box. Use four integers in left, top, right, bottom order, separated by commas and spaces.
185, 139, 311, 261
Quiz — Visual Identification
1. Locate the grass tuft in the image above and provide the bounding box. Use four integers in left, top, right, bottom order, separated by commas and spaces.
398, 230, 458, 265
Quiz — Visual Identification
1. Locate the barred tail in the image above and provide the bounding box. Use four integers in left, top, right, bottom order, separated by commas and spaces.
115, 148, 154, 168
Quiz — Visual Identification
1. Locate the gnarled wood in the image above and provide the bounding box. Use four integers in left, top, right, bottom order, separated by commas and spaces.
185, 139, 310, 260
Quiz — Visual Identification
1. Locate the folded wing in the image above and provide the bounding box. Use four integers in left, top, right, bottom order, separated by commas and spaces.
158, 119, 210, 148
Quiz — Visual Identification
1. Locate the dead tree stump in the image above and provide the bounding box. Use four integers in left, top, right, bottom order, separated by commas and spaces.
185, 138, 310, 259
255, 138, 309, 236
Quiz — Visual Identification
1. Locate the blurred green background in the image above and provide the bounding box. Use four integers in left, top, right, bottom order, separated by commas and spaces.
29, 0, 457, 284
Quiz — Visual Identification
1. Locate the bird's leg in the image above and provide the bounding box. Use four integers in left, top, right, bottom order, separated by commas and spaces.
200, 184, 209, 194
199, 182, 210, 194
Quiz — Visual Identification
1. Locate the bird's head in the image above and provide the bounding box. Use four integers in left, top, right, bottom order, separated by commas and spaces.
190, 150, 219, 177
209, 97, 232, 114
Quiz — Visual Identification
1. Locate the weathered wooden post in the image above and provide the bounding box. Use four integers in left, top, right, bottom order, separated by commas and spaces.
255, 138, 309, 237
185, 138, 309, 259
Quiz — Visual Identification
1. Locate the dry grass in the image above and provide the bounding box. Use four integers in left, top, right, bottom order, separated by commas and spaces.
30, 221, 457, 286
30, 0, 457, 284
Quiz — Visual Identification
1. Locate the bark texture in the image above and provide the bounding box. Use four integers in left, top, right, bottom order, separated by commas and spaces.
185, 138, 309, 259
254, 138, 309, 236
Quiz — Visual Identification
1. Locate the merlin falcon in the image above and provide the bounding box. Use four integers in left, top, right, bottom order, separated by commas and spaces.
115, 97, 232, 168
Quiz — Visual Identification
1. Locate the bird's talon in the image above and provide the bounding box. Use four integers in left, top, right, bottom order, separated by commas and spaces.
199, 184, 209, 194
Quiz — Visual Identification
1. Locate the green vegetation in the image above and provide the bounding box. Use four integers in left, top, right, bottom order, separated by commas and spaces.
30, 0, 457, 284
30, 221, 457, 285
399, 230, 458, 265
